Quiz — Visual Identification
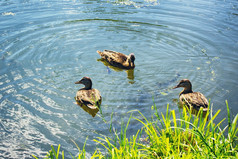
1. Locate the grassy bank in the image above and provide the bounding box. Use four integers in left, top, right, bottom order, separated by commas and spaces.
33, 101, 238, 158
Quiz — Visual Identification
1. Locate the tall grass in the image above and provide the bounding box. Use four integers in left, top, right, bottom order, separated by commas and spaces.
33, 100, 238, 158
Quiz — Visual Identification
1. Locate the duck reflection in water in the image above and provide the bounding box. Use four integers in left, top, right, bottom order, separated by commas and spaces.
173, 79, 209, 118
97, 50, 135, 83
74, 77, 102, 117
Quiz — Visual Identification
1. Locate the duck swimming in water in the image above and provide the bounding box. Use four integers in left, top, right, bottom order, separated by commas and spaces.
75, 77, 102, 117
173, 79, 208, 111
97, 50, 135, 69
97, 58, 135, 83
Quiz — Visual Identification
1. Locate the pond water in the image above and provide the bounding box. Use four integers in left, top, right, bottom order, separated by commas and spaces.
0, 0, 238, 158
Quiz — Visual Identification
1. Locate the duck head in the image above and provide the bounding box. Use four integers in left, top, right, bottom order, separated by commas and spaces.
129, 53, 135, 63
173, 79, 193, 93
75, 76, 92, 90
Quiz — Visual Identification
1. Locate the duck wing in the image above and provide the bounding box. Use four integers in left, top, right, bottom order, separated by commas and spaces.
97, 50, 128, 65
75, 89, 102, 109
180, 92, 208, 110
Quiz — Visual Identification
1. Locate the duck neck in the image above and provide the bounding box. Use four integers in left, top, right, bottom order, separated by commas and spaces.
84, 86, 92, 90
179, 86, 193, 96
128, 59, 135, 68
83, 82, 92, 90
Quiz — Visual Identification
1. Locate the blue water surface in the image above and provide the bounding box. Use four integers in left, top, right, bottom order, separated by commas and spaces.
0, 0, 238, 158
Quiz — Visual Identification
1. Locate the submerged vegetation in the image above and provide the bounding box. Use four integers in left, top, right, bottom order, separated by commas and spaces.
33, 101, 238, 158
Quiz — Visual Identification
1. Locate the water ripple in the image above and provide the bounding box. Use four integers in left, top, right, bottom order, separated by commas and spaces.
0, 0, 238, 158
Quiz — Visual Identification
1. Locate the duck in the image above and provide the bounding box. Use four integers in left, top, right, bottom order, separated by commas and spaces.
75, 77, 102, 117
97, 58, 135, 82
173, 79, 208, 112
97, 50, 135, 69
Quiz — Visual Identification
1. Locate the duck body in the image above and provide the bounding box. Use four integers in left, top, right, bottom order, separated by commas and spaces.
75, 88, 102, 109
75, 77, 102, 117
179, 92, 208, 111
174, 79, 208, 111
97, 50, 135, 69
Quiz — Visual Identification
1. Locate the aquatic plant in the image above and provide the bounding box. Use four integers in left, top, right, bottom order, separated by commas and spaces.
33, 100, 238, 158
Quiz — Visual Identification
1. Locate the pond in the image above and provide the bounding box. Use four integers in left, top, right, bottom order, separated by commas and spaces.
0, 0, 238, 158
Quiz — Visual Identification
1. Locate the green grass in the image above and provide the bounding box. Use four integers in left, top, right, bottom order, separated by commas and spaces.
33, 100, 238, 158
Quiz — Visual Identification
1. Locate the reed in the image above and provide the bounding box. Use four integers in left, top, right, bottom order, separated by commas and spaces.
33, 100, 238, 158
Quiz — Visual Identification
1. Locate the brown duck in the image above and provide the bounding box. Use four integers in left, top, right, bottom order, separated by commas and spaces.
97, 50, 135, 69
173, 79, 208, 111
75, 77, 102, 117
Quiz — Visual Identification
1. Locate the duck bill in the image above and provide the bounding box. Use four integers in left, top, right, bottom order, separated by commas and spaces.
173, 85, 179, 89
75, 80, 82, 84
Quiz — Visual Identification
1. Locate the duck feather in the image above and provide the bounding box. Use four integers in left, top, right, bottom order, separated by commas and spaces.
75, 89, 101, 109
97, 50, 135, 69
180, 92, 208, 111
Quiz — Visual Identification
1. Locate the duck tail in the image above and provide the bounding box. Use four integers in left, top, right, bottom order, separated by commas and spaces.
97, 50, 103, 56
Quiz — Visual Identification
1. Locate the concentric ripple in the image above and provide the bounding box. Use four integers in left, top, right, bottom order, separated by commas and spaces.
0, 0, 238, 158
